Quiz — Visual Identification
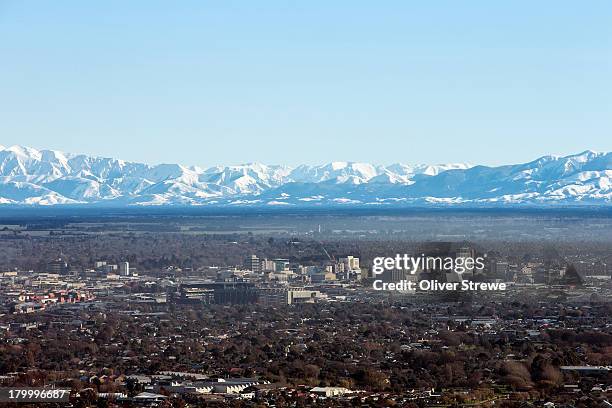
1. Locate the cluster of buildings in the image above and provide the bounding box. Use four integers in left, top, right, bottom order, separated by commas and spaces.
168, 254, 363, 307
2, 245, 611, 315
93, 260, 134, 277
0, 258, 136, 315
0, 270, 96, 314
244, 254, 362, 282
87, 372, 361, 406
93, 372, 270, 404
0, 252, 362, 315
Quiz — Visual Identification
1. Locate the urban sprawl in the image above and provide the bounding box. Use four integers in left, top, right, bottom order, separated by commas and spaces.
0, 231, 610, 407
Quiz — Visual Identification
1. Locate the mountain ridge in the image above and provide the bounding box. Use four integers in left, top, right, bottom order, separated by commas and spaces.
0, 145, 609, 206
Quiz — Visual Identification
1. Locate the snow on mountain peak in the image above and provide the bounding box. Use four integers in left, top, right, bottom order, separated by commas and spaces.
0, 145, 609, 206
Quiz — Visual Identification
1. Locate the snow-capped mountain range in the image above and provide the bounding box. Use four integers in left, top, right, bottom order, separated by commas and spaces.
0, 145, 610, 206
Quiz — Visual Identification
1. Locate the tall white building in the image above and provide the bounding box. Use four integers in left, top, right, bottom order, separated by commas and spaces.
339, 256, 359, 270
119, 261, 130, 276
339, 256, 361, 281
245, 255, 261, 273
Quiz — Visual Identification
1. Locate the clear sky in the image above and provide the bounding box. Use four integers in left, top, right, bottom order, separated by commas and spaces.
0, 1, 610, 167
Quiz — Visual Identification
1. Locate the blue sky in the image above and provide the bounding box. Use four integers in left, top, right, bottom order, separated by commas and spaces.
0, 1, 610, 166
